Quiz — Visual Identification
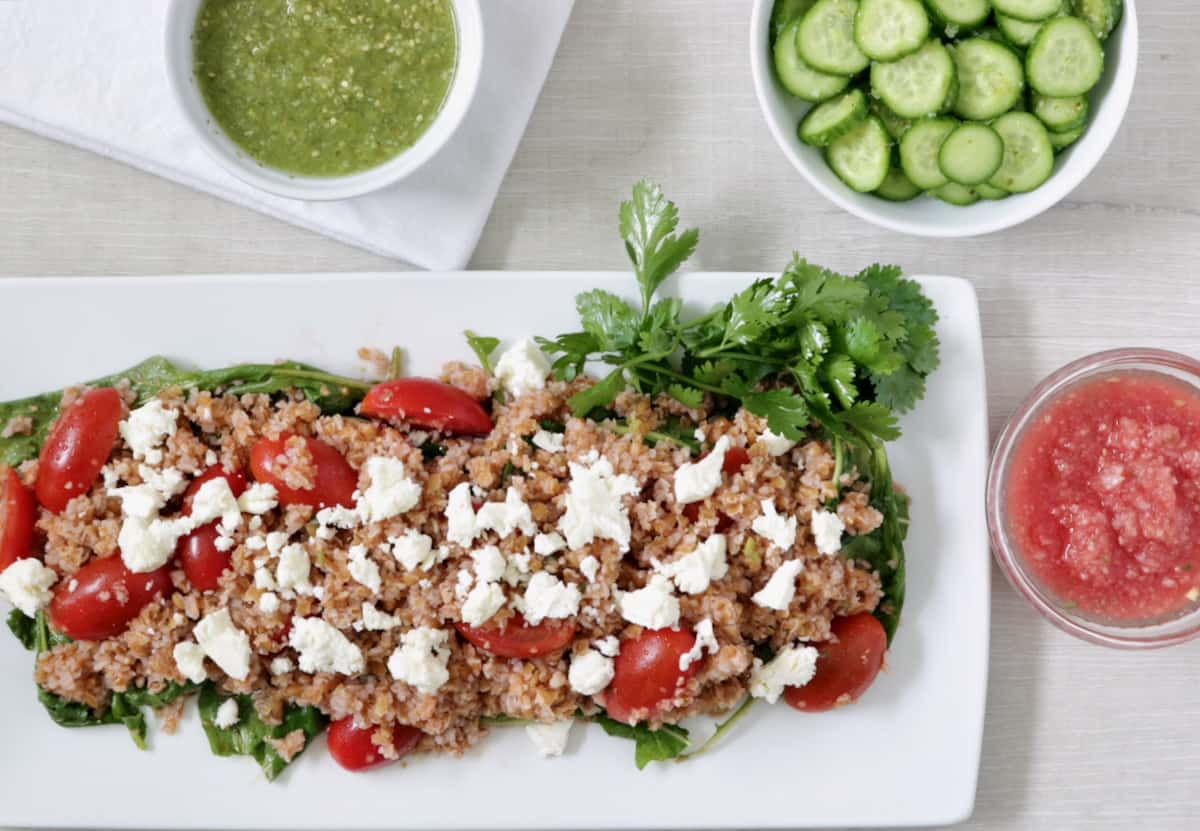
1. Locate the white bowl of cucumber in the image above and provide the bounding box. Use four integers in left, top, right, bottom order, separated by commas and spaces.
750, 0, 1137, 237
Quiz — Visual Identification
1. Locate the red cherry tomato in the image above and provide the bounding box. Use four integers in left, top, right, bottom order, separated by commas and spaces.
49, 555, 174, 641
0, 467, 38, 571
249, 434, 357, 509
784, 613, 887, 713
36, 388, 124, 513
722, 445, 751, 475
327, 716, 422, 772
605, 627, 698, 725
175, 466, 248, 591
361, 378, 493, 436
455, 613, 577, 659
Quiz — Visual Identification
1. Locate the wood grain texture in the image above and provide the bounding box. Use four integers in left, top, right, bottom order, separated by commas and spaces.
0, 1, 1198, 830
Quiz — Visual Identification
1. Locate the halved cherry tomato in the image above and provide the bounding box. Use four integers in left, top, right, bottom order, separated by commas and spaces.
175, 465, 248, 591
605, 627, 698, 725
361, 378, 493, 436
0, 467, 38, 572
455, 613, 576, 659
249, 434, 356, 509
49, 555, 174, 641
722, 445, 751, 475
784, 613, 887, 713
327, 716, 422, 772
36, 388, 124, 513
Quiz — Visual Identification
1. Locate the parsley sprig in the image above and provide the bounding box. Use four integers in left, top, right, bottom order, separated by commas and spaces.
536, 180, 940, 445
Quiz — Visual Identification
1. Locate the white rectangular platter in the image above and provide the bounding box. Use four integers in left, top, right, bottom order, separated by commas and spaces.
0, 272, 989, 829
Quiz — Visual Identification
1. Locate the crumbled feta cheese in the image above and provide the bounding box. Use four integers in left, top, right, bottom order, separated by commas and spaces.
214, 533, 235, 552
245, 535, 267, 551
494, 338, 551, 397
0, 559, 57, 617
618, 574, 680, 629
811, 509, 845, 555
254, 566, 277, 591
356, 602, 401, 632
454, 568, 474, 600
693, 427, 706, 442
558, 454, 639, 551
749, 644, 819, 703
461, 581, 506, 627
214, 698, 240, 729
204, 449, 218, 466
101, 465, 120, 490
109, 484, 168, 519
138, 464, 187, 499
525, 720, 573, 758
579, 554, 600, 582
532, 430, 565, 453
390, 529, 447, 572
470, 545, 507, 584
191, 477, 243, 536
275, 543, 311, 591
657, 534, 728, 594
444, 482, 477, 548
679, 618, 719, 671
533, 532, 566, 556
172, 641, 208, 684
258, 591, 280, 614
594, 636, 621, 658
315, 505, 360, 540
751, 559, 804, 611
347, 545, 382, 594
119, 400, 178, 464
568, 649, 615, 695
238, 483, 279, 515
752, 499, 797, 550
194, 609, 252, 681
387, 626, 451, 695
475, 486, 536, 538
289, 617, 364, 675
119, 515, 192, 573
503, 550, 533, 586
356, 456, 421, 523
759, 429, 797, 457
265, 531, 290, 557
674, 436, 731, 505
269, 656, 294, 675
518, 572, 582, 625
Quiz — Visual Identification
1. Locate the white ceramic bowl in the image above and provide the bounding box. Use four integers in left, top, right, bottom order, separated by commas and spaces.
748, 0, 1138, 237
165, 0, 483, 201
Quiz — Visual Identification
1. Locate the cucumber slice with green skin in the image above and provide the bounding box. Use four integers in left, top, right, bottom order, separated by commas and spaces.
1049, 124, 1085, 150
992, 0, 1062, 22
798, 0, 871, 75
854, 0, 930, 62
774, 20, 853, 102
771, 0, 818, 43
932, 181, 981, 205
1073, 0, 1122, 40
975, 182, 1011, 199
924, 0, 992, 32
996, 13, 1045, 47
875, 163, 923, 201
1032, 92, 1089, 131
871, 40, 957, 119
988, 111, 1055, 192
938, 123, 1005, 185
872, 99, 914, 139
798, 89, 869, 146
899, 116, 958, 189
951, 39, 1026, 121
1027, 17, 1105, 96
826, 116, 892, 192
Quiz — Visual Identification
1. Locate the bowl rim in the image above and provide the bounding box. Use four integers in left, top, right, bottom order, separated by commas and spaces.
163, 0, 484, 202
747, 0, 1140, 237
985, 347, 1200, 649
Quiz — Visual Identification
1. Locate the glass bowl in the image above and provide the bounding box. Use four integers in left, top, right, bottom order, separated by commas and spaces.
987, 348, 1200, 649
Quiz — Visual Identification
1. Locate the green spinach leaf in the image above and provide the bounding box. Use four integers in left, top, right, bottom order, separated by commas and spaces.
6, 609, 36, 650
593, 713, 690, 769
198, 684, 327, 781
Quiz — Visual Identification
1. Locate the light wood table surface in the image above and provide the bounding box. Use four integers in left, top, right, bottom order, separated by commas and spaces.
1, 1, 1197, 829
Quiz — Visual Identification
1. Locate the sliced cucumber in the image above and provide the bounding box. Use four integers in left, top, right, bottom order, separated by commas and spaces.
975, 182, 1011, 199
1049, 124, 1085, 150
924, 0, 992, 32
898, 116, 958, 189
770, 0, 819, 43
952, 39, 1026, 121
1073, 0, 1123, 40
938, 123, 1005, 185
798, 0, 871, 75
988, 111, 1055, 192
872, 99, 914, 139
799, 89, 869, 146
774, 20, 854, 102
995, 13, 1045, 47
875, 162, 924, 201
1032, 93, 1089, 131
932, 181, 980, 205
1027, 17, 1104, 96
826, 116, 892, 192
871, 39, 957, 119
992, 0, 1062, 22
854, 0, 930, 61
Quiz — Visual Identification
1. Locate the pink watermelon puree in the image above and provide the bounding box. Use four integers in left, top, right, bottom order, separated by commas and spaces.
1007, 371, 1200, 621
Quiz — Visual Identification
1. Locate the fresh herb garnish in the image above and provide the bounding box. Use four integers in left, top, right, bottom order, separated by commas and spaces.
593, 712, 690, 769
464, 330, 501, 375
198, 684, 327, 781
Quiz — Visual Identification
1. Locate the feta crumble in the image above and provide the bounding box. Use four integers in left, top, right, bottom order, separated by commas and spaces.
568, 649, 614, 695
595, 636, 621, 658
679, 618, 719, 671
214, 698, 240, 729
674, 436, 731, 504
356, 602, 401, 632
618, 574, 680, 629
470, 545, 507, 583
759, 429, 797, 457
752, 499, 797, 551
558, 454, 639, 551
269, 656, 294, 675
444, 482, 477, 548
356, 456, 422, 523
526, 720, 573, 758
474, 486, 536, 538
518, 572, 582, 625
494, 338, 551, 397
0, 559, 57, 617
579, 554, 600, 582
118, 400, 178, 464
533, 531, 566, 556
751, 559, 804, 611
749, 644, 819, 703
347, 545, 382, 594
387, 626, 451, 695
531, 430, 565, 453
390, 529, 448, 572
275, 543, 311, 592
238, 483, 279, 515
461, 581, 506, 626
258, 591, 280, 613
119, 515, 193, 574
190, 477, 242, 533
811, 509, 845, 555
172, 641, 208, 684
289, 617, 364, 675
657, 534, 728, 594
194, 608, 252, 681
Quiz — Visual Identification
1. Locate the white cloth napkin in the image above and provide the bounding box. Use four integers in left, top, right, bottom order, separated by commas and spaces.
0, 0, 573, 269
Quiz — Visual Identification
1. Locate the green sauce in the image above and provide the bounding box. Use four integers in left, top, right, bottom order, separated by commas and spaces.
194, 0, 457, 177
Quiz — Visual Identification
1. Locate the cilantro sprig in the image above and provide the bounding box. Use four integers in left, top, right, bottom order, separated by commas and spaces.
537, 179, 940, 445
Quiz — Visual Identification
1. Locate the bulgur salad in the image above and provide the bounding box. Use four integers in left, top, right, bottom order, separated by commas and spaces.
0, 182, 940, 777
